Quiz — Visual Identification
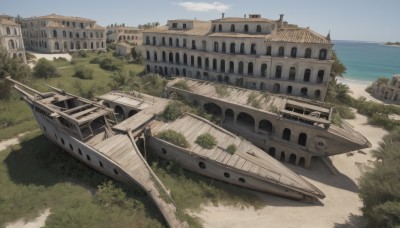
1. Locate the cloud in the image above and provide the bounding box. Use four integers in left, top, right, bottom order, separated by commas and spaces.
176, 2, 230, 12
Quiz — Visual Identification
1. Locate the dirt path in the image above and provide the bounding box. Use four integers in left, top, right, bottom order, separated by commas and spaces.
0, 131, 37, 152
6, 209, 50, 228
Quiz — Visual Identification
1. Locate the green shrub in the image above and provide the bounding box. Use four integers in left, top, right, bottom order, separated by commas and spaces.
54, 57, 68, 62
100, 57, 123, 71
226, 144, 236, 154
173, 80, 190, 91
215, 84, 230, 97
335, 105, 355, 119
247, 91, 261, 108
78, 50, 87, 57
25, 52, 36, 60
161, 102, 182, 122
74, 64, 94, 79
90, 56, 103, 64
195, 133, 217, 149
33, 58, 60, 78
157, 129, 190, 148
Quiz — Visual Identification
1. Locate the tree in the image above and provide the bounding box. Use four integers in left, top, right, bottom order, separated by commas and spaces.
33, 58, 60, 79
0, 47, 31, 99
326, 50, 349, 103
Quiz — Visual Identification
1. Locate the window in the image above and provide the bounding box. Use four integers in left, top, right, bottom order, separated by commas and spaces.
222, 42, 226, 53
145, 36, 150, 44
199, 162, 206, 169
224, 172, 230, 178
283, 128, 291, 141
183, 53, 187, 65
275, 66, 282, 78
99, 161, 103, 168
214, 42, 219, 52
291, 47, 297, 58
251, 44, 256, 55
183, 23, 186, 29
305, 48, 312, 58
240, 43, 245, 54
248, 62, 253, 75
146, 51, 150, 60
289, 67, 296, 80
298, 133, 307, 146
218, 24, 222, 32
183, 39, 187, 47
256, 25, 262, 32
230, 43, 235, 53
238, 61, 244, 74
169, 52, 173, 63
169, 37, 173, 46
86, 154, 91, 161
113, 169, 119, 175
317, 70, 324, 83
61, 138, 65, 145
239, 177, 245, 183
266, 46, 271, 56
162, 51, 166, 62
287, 86, 292, 94
192, 40, 196, 50
78, 149, 82, 155
162, 37, 166, 45
230, 24, 235, 32
197, 57, 202, 67
191, 56, 194, 66
69, 143, 73, 151
220, 60, 225, 73
229, 61, 234, 73
152, 37, 156, 45
304, 69, 311, 82
301, 87, 308, 96
319, 49, 327, 60
278, 46, 284, 57
6, 27, 10, 35
212, 59, 217, 70
244, 24, 249, 32
172, 23, 177, 28
261, 64, 267, 77
162, 148, 167, 154
53, 30, 57, 38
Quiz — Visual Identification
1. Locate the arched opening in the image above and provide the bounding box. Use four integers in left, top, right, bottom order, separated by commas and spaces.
238, 61, 244, 74
53, 30, 57, 38
212, 59, 217, 70
266, 46, 272, 56
8, 40, 15, 49
251, 44, 256, 55
204, 103, 222, 116
319, 49, 327, 60
230, 43, 235, 53
301, 87, 308, 96
162, 51, 166, 62
225, 109, 234, 122
256, 25, 261, 32
273, 83, 280, 93
183, 53, 187, 65
304, 69, 311, 82
278, 46, 285, 57
239, 177, 246, 183
114, 106, 125, 122
230, 24, 235, 32
205, 58, 209, 69
202, 40, 206, 50
259, 119, 273, 133
54, 42, 60, 50
146, 65, 150, 72
222, 42, 226, 52
169, 37, 173, 46
289, 67, 296, 80
280, 152, 286, 161
268, 147, 275, 157
169, 52, 173, 63
261, 64, 267, 77
248, 62, 253, 75
176, 38, 179, 47
317, 70, 324, 83
299, 157, 306, 167
176, 68, 180, 76
220, 59, 225, 73
237, 112, 255, 131
298, 133, 307, 146
196, 71, 201, 79
229, 61, 234, 73
275, 66, 282, 78
83, 41, 87, 49
197, 56, 202, 67
287, 86, 292, 94
154, 52, 158, 61
199, 162, 206, 169
305, 48, 312, 58
291, 47, 297, 58
289, 154, 297, 164
192, 40, 196, 50
218, 24, 222, 32
191, 56, 194, 66
183, 68, 186, 77
128, 110, 138, 117
244, 24, 249, 32
240, 43, 245, 53
282, 128, 291, 141
214, 42, 219, 52
314, 90, 321, 99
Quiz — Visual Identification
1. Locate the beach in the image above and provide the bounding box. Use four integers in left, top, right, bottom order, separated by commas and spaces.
195, 79, 387, 228
337, 77, 383, 103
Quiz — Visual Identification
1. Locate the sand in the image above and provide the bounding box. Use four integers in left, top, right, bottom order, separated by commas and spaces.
337, 78, 382, 103
195, 86, 388, 227
27, 51, 72, 68
6, 209, 50, 228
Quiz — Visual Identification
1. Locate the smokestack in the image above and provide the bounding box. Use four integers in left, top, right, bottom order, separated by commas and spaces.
221, 13, 225, 19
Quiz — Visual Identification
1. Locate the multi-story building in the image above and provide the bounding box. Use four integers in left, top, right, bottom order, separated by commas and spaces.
370, 74, 400, 104
21, 14, 106, 53
142, 14, 333, 101
106, 25, 143, 45
0, 15, 26, 63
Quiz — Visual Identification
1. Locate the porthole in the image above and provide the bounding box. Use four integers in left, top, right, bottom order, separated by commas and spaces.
61, 138, 65, 145
239, 177, 245, 183
162, 148, 167, 154
99, 161, 103, 168
54, 134, 58, 140
113, 169, 119, 175
78, 149, 82, 155
69, 143, 73, 151
43, 126, 46, 132
224, 172, 230, 178
86, 155, 91, 161
199, 162, 206, 169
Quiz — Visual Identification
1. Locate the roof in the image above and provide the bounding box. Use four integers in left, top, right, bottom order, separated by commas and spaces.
24, 14, 96, 22
0, 18, 20, 26
212, 17, 275, 23
145, 23, 211, 36
265, 28, 331, 44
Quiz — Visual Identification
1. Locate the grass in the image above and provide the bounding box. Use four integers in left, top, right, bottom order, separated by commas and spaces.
173, 80, 191, 91
226, 144, 237, 154
195, 133, 217, 149
157, 129, 190, 148
247, 91, 262, 109
215, 84, 231, 97
161, 101, 183, 122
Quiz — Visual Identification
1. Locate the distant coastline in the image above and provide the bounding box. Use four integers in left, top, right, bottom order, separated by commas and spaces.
385, 42, 400, 47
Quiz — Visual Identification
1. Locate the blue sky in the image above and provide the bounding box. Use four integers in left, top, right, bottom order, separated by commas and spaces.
2, 0, 399, 42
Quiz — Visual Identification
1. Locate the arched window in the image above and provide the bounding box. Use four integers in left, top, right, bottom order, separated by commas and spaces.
244, 24, 249, 32
146, 51, 150, 60
205, 58, 209, 69
291, 47, 297, 58
248, 62, 253, 75
76, 32, 80, 38
230, 24, 235, 32
301, 87, 308, 96
63, 30, 66, 37
169, 52, 173, 63
190, 56, 194, 66
218, 24, 222, 32
152, 37, 156, 45
229, 61, 234, 73
212, 25, 216, 32
298, 133, 307, 146
222, 42, 226, 53
278, 46, 285, 57
13, 28, 17, 35
266, 46, 272, 56
53, 30, 57, 38
259, 120, 273, 132
287, 86, 292, 94
319, 49, 327, 60
303, 69, 311, 82
240, 43, 245, 54
214, 42, 219, 52
220, 59, 225, 73
317, 70, 324, 83
283, 128, 291, 141
314, 90, 321, 99
261, 64, 267, 77
162, 51, 166, 62
6, 27, 10, 35
183, 53, 187, 65
305, 48, 312, 58
275, 66, 282, 78
212, 58, 217, 70
238, 61, 244, 74
197, 56, 202, 67
183, 39, 187, 47
251, 44, 256, 54
69, 31, 73, 38
169, 37, 173, 46
256, 25, 262, 32
175, 53, 180, 64
54, 42, 60, 50
230, 43, 235, 53
154, 52, 158, 61
146, 36, 150, 44
289, 67, 296, 80
192, 40, 196, 50
83, 41, 87, 49
273, 83, 280, 93
162, 37, 166, 45
202, 40, 206, 50
8, 40, 15, 49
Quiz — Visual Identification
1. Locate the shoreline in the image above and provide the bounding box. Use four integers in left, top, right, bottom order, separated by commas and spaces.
336, 77, 382, 103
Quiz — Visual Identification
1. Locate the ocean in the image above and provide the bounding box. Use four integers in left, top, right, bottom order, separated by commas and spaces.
333, 40, 400, 82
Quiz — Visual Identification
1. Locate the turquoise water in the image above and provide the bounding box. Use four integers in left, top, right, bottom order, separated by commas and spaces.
333, 41, 400, 82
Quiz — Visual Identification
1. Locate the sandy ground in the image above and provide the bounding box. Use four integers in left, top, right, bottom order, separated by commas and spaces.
337, 78, 382, 103
27, 51, 72, 68
0, 132, 34, 152
6, 209, 50, 228
195, 92, 388, 227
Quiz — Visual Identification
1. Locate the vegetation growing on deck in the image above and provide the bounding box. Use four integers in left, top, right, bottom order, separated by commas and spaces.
157, 129, 190, 148
173, 80, 191, 91
247, 91, 262, 109
226, 144, 237, 154
195, 133, 217, 149
161, 102, 183, 122
215, 84, 231, 97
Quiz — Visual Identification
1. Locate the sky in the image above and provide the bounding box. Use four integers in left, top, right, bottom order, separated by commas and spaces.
2, 0, 399, 42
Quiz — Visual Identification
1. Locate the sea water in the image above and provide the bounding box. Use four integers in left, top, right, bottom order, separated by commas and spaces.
333, 41, 400, 82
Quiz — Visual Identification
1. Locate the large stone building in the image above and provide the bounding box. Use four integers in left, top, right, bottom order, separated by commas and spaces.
21, 14, 106, 53
142, 14, 333, 101
370, 74, 400, 104
106, 25, 143, 45
0, 15, 26, 63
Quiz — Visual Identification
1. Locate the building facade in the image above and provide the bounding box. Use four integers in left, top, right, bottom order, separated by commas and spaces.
115, 42, 133, 56
106, 26, 143, 45
21, 14, 106, 53
0, 15, 26, 63
142, 14, 333, 101
370, 75, 400, 104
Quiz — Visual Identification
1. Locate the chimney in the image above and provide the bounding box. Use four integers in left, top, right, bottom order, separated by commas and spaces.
279, 14, 284, 29
221, 13, 225, 19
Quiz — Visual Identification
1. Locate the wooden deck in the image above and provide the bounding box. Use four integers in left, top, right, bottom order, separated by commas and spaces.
149, 114, 324, 197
